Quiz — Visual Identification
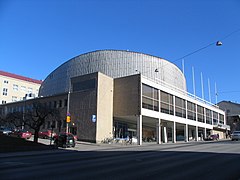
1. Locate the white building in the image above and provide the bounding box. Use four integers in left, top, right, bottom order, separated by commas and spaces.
0, 70, 42, 104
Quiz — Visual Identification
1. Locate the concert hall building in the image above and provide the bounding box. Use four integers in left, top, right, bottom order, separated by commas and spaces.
0, 50, 229, 144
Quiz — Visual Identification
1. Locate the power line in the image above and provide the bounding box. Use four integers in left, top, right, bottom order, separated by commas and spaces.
173, 42, 215, 63
172, 28, 240, 63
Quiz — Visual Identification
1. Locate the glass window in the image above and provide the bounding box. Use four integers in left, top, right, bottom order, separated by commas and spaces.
142, 84, 159, 112
206, 109, 212, 125
197, 105, 204, 123
2, 88, 8, 96
13, 84, 18, 91
175, 97, 186, 118
21, 86, 26, 92
28, 87, 33, 94
12, 96, 17, 102
154, 88, 159, 99
64, 99, 68, 107
187, 101, 196, 120
153, 100, 159, 111
59, 100, 62, 108
160, 91, 174, 115
219, 114, 224, 124
142, 97, 153, 110
213, 112, 218, 125
142, 84, 153, 97
73, 79, 96, 92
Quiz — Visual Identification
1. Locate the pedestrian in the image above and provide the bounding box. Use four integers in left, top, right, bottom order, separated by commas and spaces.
129, 134, 133, 144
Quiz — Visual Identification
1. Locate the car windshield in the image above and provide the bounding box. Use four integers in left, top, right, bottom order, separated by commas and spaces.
233, 131, 240, 134
20, 130, 28, 133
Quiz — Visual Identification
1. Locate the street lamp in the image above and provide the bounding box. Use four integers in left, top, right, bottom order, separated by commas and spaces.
216, 41, 223, 46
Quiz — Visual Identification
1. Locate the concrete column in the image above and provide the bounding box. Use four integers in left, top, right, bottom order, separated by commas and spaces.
156, 119, 161, 144
204, 128, 207, 139
195, 126, 198, 141
184, 124, 188, 142
195, 104, 198, 121
185, 100, 188, 119
172, 121, 176, 143
137, 115, 142, 145
163, 125, 167, 143
173, 96, 176, 116
204, 108, 206, 123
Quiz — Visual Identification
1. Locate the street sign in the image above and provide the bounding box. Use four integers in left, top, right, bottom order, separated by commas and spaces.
92, 115, 96, 123
66, 116, 71, 123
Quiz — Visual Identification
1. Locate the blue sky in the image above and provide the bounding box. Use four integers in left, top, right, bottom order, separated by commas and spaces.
0, 0, 240, 103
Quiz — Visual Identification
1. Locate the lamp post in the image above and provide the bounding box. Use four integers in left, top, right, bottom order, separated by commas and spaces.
66, 90, 70, 133
22, 94, 27, 130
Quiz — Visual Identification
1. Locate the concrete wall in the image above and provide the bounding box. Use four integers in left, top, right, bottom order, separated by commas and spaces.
96, 73, 114, 143
113, 74, 141, 116
70, 72, 113, 143
70, 73, 98, 142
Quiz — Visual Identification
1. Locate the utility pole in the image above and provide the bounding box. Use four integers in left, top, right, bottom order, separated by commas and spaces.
66, 85, 71, 133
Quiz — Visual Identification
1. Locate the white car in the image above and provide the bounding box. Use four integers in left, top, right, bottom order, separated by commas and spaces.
231, 131, 240, 141
0, 127, 12, 135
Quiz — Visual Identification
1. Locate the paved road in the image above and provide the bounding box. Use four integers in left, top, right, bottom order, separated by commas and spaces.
1, 140, 240, 180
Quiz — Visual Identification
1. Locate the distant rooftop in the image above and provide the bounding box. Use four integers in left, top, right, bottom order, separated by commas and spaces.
0, 70, 42, 84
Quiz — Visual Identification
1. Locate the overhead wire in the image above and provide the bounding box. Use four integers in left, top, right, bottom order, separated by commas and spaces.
172, 28, 240, 64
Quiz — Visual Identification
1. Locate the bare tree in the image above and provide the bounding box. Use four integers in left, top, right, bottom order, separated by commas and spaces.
6, 111, 24, 130
6, 102, 60, 143
24, 102, 60, 143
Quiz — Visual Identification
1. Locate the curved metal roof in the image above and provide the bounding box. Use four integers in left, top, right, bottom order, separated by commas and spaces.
39, 50, 186, 96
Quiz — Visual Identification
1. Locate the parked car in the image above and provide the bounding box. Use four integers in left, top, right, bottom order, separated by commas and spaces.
11, 129, 32, 139
54, 132, 76, 148
0, 127, 13, 135
231, 131, 240, 141
38, 130, 56, 139
204, 134, 219, 141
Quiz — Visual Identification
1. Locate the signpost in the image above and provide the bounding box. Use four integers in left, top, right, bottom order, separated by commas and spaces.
66, 112, 71, 133
66, 87, 71, 133
66, 112, 71, 123
92, 115, 96, 123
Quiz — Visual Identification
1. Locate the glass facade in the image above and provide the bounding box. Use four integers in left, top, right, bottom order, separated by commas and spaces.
72, 79, 96, 92
160, 91, 174, 115
142, 84, 159, 111
197, 105, 204, 123
219, 114, 224, 124
175, 97, 186, 118
213, 112, 218, 125
187, 101, 196, 120
206, 109, 212, 125
141, 83, 224, 125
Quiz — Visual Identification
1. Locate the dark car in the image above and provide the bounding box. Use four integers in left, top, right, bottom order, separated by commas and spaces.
54, 132, 76, 148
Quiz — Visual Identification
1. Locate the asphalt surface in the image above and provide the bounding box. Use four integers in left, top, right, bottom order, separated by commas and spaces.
1, 139, 240, 180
